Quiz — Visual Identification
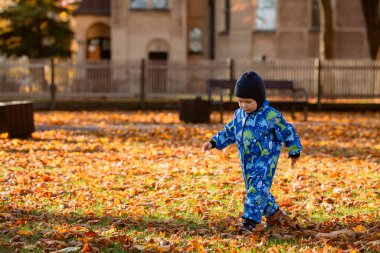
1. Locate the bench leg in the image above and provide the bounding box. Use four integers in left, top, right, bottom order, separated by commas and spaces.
220, 104, 223, 123
291, 104, 295, 120
304, 105, 308, 121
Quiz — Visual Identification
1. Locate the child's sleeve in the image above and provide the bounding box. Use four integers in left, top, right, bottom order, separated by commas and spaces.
210, 118, 236, 150
269, 111, 302, 157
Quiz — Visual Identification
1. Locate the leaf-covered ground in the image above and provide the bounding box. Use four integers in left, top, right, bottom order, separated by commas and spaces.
0, 111, 379, 252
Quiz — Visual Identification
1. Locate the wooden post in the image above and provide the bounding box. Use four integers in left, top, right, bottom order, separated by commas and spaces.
229, 58, 235, 81
49, 58, 56, 111
140, 59, 146, 109
316, 58, 322, 110
223, 58, 235, 123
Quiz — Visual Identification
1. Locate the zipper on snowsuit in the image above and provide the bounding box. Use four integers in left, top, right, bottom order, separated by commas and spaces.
241, 112, 250, 185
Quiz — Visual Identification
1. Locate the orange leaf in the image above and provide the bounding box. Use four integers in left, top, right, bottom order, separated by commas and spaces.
81, 243, 92, 252
84, 231, 98, 237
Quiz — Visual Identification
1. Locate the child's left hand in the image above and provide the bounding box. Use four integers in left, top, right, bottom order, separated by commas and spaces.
290, 157, 299, 167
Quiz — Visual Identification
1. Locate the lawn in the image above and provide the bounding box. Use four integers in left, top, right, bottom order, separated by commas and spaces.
0, 110, 379, 252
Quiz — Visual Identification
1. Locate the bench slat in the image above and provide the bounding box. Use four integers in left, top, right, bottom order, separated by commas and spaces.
206, 79, 308, 122
208, 80, 296, 90
265, 80, 294, 90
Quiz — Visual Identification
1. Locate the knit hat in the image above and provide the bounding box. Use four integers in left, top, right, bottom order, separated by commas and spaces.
234, 71, 266, 109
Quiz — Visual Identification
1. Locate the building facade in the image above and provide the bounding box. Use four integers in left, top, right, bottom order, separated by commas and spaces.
73, 0, 370, 63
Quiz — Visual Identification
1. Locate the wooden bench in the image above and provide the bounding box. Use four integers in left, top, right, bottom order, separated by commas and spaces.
206, 79, 309, 123
0, 101, 35, 138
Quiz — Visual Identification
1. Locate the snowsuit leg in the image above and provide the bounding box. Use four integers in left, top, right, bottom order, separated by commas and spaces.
263, 192, 279, 216
242, 156, 279, 222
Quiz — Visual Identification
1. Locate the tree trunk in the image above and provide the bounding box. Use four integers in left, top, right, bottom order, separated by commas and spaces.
318, 0, 334, 59
361, 0, 380, 59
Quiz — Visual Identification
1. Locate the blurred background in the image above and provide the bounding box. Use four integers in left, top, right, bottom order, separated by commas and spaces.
0, 0, 379, 109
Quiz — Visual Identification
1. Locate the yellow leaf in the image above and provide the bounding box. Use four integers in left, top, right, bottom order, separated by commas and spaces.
114, 198, 122, 205
352, 225, 367, 233
17, 230, 33, 236
76, 195, 86, 202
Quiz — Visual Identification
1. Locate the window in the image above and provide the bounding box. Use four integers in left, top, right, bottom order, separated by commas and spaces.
152, 0, 168, 9
130, 0, 169, 10
311, 0, 320, 31
87, 38, 111, 60
256, 0, 276, 31
130, 0, 147, 9
189, 28, 202, 53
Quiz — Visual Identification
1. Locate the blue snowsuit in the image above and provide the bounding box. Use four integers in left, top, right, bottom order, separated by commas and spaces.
211, 100, 302, 223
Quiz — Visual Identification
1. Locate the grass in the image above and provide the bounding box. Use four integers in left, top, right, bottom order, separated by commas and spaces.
0, 110, 379, 252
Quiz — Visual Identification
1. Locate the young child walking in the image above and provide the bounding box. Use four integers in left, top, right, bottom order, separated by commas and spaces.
202, 71, 302, 233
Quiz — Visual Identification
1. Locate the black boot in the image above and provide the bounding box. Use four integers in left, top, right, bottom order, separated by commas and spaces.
239, 218, 258, 234
266, 209, 291, 226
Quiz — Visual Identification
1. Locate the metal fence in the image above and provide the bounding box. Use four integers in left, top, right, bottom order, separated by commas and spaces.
1, 58, 379, 102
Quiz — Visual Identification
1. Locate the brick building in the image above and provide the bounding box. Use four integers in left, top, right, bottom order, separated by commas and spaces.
73, 0, 370, 62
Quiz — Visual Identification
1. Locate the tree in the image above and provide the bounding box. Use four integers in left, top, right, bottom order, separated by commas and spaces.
317, 0, 334, 59
361, 0, 380, 59
0, 0, 78, 59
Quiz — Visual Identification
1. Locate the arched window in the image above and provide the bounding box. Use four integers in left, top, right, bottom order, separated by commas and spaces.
86, 23, 111, 60
256, 0, 276, 31
189, 28, 202, 53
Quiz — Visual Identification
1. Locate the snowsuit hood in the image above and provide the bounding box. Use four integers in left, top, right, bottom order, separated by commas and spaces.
234, 71, 266, 109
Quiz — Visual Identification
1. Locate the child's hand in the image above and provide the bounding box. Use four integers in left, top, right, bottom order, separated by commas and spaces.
290, 157, 299, 167
202, 141, 213, 153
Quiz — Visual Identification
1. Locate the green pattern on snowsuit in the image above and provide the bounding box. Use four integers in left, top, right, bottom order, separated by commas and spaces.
211, 100, 302, 223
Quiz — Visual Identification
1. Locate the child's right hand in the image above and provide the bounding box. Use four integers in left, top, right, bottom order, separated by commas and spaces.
202, 141, 213, 153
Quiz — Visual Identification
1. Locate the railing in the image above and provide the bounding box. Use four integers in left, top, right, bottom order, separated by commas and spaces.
0, 58, 379, 104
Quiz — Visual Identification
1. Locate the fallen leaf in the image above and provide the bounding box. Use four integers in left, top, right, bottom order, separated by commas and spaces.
316, 229, 356, 239
52, 247, 82, 253
81, 243, 92, 252
17, 230, 33, 236
352, 225, 367, 233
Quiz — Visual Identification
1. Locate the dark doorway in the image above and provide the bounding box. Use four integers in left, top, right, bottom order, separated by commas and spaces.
149, 52, 168, 60
147, 52, 168, 93
85, 37, 112, 92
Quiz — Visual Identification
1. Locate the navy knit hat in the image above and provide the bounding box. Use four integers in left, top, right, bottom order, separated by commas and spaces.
234, 71, 266, 109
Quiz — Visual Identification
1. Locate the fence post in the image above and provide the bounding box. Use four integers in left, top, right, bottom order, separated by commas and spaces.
227, 58, 235, 80
140, 58, 146, 109
49, 58, 56, 111
316, 58, 322, 110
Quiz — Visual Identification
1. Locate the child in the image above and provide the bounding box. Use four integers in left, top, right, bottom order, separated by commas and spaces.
202, 71, 302, 233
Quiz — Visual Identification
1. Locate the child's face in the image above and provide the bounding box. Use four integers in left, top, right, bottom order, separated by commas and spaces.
237, 97, 257, 113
